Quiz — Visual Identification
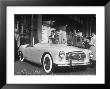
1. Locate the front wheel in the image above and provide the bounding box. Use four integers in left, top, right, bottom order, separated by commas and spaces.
42, 54, 54, 74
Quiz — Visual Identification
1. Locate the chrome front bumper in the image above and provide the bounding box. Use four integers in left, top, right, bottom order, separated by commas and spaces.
57, 61, 90, 66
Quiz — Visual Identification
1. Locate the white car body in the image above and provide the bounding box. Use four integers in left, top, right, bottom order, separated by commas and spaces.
19, 43, 92, 66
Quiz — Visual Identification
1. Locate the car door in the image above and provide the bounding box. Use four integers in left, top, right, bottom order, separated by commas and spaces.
23, 45, 33, 61
30, 44, 42, 64
25, 44, 43, 64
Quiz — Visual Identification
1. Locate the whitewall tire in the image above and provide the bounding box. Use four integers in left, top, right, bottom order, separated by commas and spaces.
19, 51, 24, 62
43, 54, 54, 74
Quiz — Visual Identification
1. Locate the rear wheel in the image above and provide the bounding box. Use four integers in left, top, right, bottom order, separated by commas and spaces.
42, 54, 54, 74
19, 51, 24, 62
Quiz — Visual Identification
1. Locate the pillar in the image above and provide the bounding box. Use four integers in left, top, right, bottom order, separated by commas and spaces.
37, 14, 42, 43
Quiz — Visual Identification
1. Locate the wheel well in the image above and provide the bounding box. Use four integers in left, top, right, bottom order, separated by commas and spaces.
41, 52, 53, 65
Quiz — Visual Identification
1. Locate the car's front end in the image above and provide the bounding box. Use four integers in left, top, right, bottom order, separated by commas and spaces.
56, 51, 90, 67
51, 45, 93, 67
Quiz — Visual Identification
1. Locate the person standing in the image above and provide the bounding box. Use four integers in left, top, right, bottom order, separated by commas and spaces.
15, 25, 20, 61
57, 26, 67, 45
89, 33, 96, 68
15, 27, 20, 48
90, 33, 96, 47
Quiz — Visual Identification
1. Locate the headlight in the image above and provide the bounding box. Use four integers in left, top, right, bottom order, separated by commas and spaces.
66, 52, 72, 60
59, 51, 65, 59
66, 52, 72, 57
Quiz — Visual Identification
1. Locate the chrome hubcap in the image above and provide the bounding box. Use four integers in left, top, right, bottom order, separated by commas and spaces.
44, 57, 50, 70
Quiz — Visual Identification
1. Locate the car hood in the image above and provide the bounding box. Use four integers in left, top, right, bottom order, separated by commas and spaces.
35, 43, 89, 53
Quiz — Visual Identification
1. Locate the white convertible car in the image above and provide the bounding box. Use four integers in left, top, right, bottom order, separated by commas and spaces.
18, 43, 93, 74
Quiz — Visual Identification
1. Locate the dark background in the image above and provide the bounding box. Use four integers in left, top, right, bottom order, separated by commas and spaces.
0, 0, 109, 89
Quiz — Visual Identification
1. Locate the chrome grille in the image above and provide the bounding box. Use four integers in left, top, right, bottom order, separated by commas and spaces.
66, 51, 86, 61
